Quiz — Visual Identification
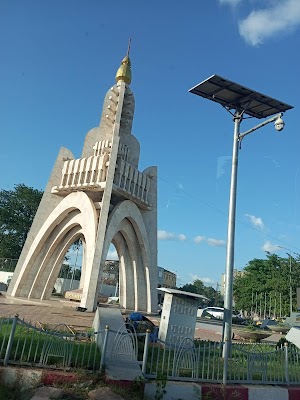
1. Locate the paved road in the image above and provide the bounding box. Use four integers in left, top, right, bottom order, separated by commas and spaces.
149, 316, 283, 343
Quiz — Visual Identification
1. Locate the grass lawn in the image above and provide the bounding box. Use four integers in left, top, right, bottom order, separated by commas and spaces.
0, 318, 101, 370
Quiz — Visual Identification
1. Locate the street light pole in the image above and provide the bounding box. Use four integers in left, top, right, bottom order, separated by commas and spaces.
222, 110, 242, 374
189, 74, 293, 384
278, 246, 293, 316
289, 254, 292, 316
222, 112, 286, 380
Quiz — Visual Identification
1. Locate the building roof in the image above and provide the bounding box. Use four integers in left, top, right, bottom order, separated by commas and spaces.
157, 287, 210, 301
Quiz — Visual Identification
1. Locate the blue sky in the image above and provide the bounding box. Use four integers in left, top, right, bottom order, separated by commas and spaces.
1, 0, 300, 287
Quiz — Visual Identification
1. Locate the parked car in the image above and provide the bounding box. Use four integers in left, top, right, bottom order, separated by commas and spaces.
199, 307, 245, 324
201, 307, 224, 319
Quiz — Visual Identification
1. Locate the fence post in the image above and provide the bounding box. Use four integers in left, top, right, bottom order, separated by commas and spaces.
284, 342, 290, 386
100, 325, 109, 372
3, 314, 18, 366
142, 329, 151, 375
222, 339, 228, 384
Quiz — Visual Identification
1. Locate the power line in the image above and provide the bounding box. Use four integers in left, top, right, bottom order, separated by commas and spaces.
158, 176, 300, 253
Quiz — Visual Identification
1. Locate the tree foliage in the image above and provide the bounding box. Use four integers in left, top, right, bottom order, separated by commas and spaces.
233, 252, 300, 315
0, 184, 43, 259
179, 279, 221, 306
58, 263, 81, 280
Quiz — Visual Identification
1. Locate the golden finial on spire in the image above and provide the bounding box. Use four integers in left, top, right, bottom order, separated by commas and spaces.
115, 38, 132, 84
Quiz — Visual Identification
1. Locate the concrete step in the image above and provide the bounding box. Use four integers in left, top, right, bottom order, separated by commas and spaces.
95, 307, 143, 382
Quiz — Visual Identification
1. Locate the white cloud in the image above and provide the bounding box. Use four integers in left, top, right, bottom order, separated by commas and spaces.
218, 0, 241, 6
239, 0, 300, 46
158, 230, 174, 240
245, 213, 264, 230
193, 235, 226, 247
158, 230, 187, 241
194, 235, 206, 244
178, 234, 187, 241
107, 249, 119, 260
207, 238, 226, 247
262, 241, 280, 252
201, 277, 216, 285
191, 274, 216, 285
216, 156, 231, 180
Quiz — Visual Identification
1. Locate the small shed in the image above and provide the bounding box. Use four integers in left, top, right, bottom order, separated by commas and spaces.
157, 288, 209, 345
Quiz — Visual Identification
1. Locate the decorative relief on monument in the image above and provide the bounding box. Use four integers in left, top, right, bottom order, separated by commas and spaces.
120, 90, 134, 132
101, 86, 120, 128
117, 143, 129, 162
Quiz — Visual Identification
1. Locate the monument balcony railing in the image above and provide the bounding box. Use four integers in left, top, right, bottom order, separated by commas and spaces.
51, 154, 152, 209
51, 152, 110, 195
112, 157, 152, 210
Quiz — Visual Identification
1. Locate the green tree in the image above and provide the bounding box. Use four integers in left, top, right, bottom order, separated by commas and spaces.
179, 279, 219, 306
0, 184, 43, 259
233, 252, 300, 316
180, 282, 199, 294
58, 264, 72, 279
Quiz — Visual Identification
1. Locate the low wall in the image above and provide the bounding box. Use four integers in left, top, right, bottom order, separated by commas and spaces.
144, 381, 299, 400
1, 366, 300, 399
0, 271, 117, 298
0, 272, 80, 295
100, 283, 118, 297
54, 278, 79, 294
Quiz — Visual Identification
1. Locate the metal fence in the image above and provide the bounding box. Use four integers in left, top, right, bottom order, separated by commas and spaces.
0, 258, 81, 279
141, 332, 300, 385
93, 324, 300, 385
0, 315, 102, 371
1, 315, 300, 386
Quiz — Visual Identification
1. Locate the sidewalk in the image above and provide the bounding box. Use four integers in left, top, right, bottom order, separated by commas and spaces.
0, 293, 95, 331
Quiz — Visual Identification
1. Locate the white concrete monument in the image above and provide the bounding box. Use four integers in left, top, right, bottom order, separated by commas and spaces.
7, 46, 158, 313
158, 288, 209, 345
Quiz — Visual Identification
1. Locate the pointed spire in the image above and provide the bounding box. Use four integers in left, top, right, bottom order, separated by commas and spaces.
115, 39, 132, 84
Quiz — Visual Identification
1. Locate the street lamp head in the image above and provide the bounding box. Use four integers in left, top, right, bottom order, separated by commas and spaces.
274, 115, 285, 132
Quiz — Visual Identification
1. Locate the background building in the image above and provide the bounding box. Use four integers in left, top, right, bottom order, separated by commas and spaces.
220, 269, 245, 297
157, 266, 177, 304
